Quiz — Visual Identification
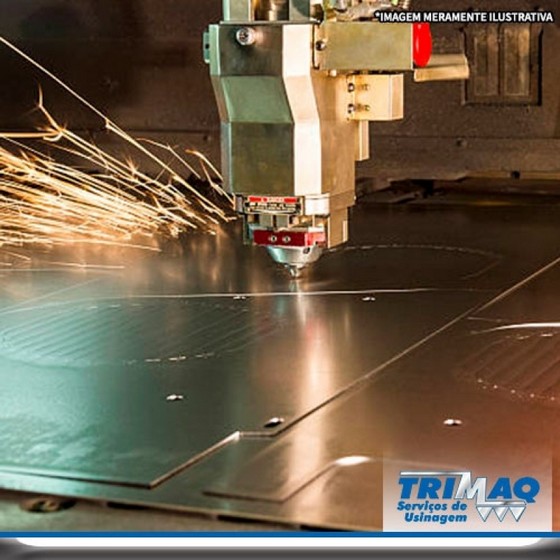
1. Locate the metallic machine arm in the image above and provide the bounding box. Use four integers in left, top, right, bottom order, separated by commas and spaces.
205, 0, 468, 276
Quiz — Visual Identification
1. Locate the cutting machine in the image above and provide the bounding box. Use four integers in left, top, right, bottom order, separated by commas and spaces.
205, 0, 469, 275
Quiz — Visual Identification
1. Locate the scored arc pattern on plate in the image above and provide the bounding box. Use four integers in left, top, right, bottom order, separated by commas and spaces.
456, 327, 560, 406
0, 299, 281, 368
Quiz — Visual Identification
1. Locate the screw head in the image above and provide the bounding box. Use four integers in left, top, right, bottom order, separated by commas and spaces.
236, 27, 257, 46
282, 235, 292, 244
315, 40, 327, 51
348, 83, 356, 93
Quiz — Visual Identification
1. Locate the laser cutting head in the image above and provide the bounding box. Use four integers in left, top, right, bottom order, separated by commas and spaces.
205, 1, 468, 274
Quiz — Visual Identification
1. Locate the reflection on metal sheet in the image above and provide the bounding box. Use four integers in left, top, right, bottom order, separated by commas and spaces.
0, 203, 559, 530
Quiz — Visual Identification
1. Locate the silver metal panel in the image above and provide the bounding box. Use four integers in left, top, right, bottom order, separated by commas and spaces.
1, 202, 560, 530
316, 22, 413, 72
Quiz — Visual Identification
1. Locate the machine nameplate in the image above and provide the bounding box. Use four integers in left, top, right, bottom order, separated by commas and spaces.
244, 196, 302, 215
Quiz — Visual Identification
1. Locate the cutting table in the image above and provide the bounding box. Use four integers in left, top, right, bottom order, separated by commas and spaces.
0, 192, 559, 531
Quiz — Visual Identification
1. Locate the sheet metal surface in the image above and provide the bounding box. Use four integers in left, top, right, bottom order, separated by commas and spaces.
0, 202, 560, 530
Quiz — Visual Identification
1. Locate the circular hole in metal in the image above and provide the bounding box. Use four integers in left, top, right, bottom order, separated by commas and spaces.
166, 394, 184, 402
264, 417, 285, 429
443, 418, 463, 428
21, 496, 77, 514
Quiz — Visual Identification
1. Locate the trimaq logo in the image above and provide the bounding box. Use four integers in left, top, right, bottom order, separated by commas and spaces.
399, 471, 540, 523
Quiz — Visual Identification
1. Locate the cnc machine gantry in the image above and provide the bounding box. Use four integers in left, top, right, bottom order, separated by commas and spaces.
205, 0, 469, 276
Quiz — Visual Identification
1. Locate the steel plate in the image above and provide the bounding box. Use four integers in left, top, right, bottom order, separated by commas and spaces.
0, 202, 560, 530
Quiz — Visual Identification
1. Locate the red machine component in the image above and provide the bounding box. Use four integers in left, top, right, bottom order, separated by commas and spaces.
413, 23, 433, 68
252, 229, 326, 248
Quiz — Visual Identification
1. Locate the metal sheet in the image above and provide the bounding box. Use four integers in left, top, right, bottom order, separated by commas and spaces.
1, 202, 560, 530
